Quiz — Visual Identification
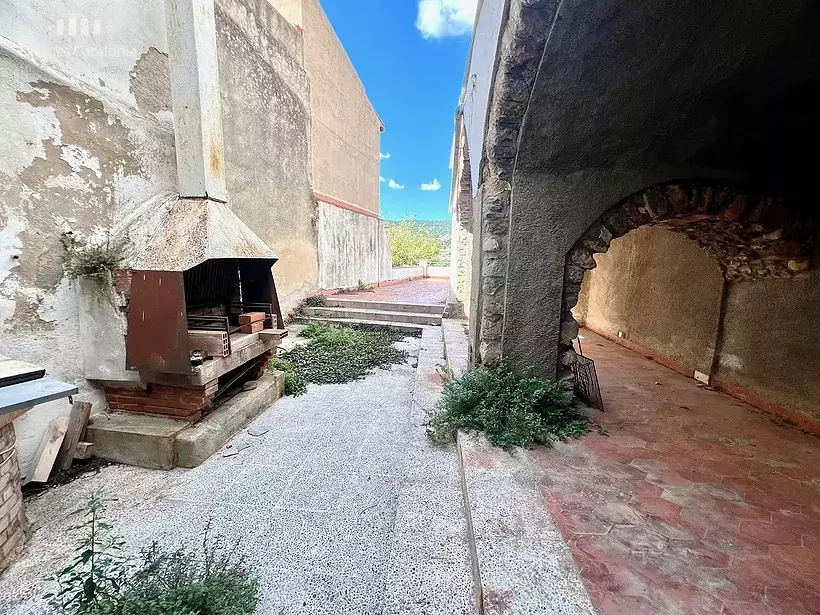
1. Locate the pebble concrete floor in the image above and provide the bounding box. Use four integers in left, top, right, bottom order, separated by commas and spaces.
534, 329, 820, 615
0, 328, 475, 614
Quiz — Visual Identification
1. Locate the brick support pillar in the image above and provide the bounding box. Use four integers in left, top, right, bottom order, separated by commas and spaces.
0, 416, 26, 574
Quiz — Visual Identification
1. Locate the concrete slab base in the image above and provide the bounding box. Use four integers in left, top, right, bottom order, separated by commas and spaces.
87, 371, 284, 470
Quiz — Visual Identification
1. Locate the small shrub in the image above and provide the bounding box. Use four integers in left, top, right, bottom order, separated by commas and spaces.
269, 357, 307, 396
62, 233, 127, 296
303, 295, 326, 308
45, 490, 259, 615
427, 361, 591, 449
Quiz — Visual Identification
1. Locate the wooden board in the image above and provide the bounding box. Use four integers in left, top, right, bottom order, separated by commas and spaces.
188, 330, 230, 357
30, 416, 69, 482
0, 378, 78, 415
0, 355, 45, 387
258, 329, 288, 341
56, 401, 92, 471
74, 441, 94, 460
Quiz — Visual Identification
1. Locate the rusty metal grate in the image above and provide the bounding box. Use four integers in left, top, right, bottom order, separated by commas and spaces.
573, 339, 605, 412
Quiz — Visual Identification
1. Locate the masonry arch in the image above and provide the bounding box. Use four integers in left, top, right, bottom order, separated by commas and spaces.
557, 180, 817, 378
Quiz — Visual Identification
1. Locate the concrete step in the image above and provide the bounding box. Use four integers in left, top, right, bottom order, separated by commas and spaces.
322, 298, 445, 315
292, 316, 425, 334
303, 306, 442, 326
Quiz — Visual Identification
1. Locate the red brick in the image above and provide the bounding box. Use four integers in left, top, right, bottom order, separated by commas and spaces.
240, 321, 264, 334
238, 311, 266, 325
115, 403, 200, 418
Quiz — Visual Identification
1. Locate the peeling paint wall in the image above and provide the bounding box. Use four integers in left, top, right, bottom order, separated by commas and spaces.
215, 0, 319, 312
317, 202, 391, 290
0, 1, 177, 479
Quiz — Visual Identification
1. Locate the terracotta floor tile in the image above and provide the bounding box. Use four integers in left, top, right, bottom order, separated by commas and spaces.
739, 520, 802, 546
535, 330, 820, 615
764, 588, 820, 615
666, 539, 730, 568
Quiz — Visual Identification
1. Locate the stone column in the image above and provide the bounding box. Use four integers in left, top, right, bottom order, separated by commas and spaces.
0, 411, 27, 573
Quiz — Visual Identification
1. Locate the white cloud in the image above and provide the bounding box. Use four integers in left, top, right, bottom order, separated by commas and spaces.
388, 179, 404, 190
380, 152, 392, 159
379, 176, 386, 183
420, 178, 442, 191
416, 0, 477, 39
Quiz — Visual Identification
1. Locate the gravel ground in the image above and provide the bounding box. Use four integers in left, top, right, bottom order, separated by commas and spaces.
0, 329, 473, 615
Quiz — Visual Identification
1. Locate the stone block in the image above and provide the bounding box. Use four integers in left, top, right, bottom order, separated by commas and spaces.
175, 371, 284, 468
87, 413, 188, 470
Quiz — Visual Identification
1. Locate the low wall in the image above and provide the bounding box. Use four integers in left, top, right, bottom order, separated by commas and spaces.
317, 201, 392, 289
386, 267, 425, 282
428, 266, 451, 278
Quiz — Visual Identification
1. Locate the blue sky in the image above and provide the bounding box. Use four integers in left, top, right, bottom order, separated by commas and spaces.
321, 0, 475, 221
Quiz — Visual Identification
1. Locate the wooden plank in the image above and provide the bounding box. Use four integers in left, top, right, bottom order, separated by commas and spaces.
258, 328, 288, 341
74, 441, 94, 460
188, 330, 230, 357
56, 401, 92, 471
0, 378, 78, 415
31, 416, 69, 482
0, 356, 45, 387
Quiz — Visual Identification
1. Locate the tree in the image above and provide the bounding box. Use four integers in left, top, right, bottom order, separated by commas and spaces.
387, 219, 443, 266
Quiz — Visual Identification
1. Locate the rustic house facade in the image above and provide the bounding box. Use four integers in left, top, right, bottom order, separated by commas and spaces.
0, 0, 389, 483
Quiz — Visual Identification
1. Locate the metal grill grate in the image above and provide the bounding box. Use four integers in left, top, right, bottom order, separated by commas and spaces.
573, 339, 605, 412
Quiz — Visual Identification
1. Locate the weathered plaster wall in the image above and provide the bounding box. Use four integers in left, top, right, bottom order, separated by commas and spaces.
300, 0, 382, 214
0, 2, 177, 479
575, 227, 820, 423
575, 227, 724, 375
317, 202, 391, 289
462, 0, 506, 195
716, 244, 820, 421
215, 0, 319, 312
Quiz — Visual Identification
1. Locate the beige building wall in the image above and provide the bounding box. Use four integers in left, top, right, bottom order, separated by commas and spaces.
575, 226, 820, 424
272, 0, 382, 214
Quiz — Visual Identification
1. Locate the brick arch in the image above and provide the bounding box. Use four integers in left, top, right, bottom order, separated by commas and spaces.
558, 181, 816, 373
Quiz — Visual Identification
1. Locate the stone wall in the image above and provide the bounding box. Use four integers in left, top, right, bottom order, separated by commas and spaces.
0, 414, 26, 573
